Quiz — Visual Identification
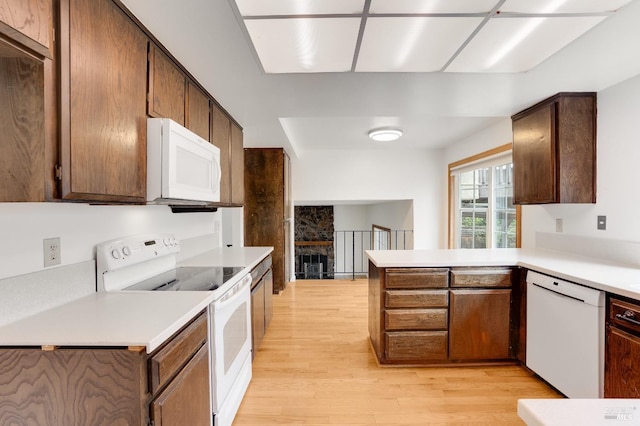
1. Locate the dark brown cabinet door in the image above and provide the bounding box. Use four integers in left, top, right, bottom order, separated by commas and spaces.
211, 103, 231, 203
605, 326, 640, 397
185, 81, 210, 141
264, 268, 273, 329
511, 92, 596, 205
251, 278, 266, 359
0, 0, 52, 57
230, 121, 245, 205
60, 0, 147, 202
512, 103, 556, 204
245, 148, 290, 293
449, 289, 512, 360
0, 45, 45, 202
148, 43, 185, 125
150, 344, 211, 426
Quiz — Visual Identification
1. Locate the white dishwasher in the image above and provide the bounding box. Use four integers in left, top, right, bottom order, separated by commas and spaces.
526, 270, 605, 398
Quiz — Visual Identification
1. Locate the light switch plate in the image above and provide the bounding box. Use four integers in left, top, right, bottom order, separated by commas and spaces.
597, 216, 606, 230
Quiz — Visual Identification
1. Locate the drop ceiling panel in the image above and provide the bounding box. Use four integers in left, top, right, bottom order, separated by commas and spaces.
369, 0, 500, 14
235, 0, 366, 16
500, 0, 632, 13
357, 17, 484, 72
244, 18, 361, 73
447, 16, 606, 72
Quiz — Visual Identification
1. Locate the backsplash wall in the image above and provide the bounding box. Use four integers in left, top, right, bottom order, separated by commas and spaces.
0, 203, 221, 280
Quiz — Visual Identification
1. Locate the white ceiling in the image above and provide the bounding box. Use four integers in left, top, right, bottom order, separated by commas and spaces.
233, 0, 628, 74
119, 0, 640, 157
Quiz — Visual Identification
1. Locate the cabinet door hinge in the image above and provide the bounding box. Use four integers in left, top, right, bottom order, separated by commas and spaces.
54, 165, 62, 181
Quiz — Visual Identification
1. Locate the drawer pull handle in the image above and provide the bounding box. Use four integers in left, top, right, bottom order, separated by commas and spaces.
616, 311, 640, 326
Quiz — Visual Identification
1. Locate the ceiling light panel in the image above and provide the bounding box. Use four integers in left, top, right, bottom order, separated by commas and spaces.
356, 17, 484, 72
369, 0, 500, 14
234, 0, 365, 16
245, 18, 361, 73
499, 0, 633, 13
447, 16, 606, 73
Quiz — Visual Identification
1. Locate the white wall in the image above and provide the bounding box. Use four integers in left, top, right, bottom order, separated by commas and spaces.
334, 205, 368, 231
442, 74, 640, 252
292, 148, 443, 248
521, 73, 640, 247
0, 203, 221, 280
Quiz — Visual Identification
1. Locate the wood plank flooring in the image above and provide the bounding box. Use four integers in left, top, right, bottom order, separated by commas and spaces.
234, 279, 560, 425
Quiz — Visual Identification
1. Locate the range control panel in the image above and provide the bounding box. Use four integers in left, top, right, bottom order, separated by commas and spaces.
96, 234, 181, 292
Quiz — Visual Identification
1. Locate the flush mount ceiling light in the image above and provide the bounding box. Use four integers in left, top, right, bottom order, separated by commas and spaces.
368, 128, 403, 142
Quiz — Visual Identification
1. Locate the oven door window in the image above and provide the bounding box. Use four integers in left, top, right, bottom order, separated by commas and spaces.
223, 302, 248, 373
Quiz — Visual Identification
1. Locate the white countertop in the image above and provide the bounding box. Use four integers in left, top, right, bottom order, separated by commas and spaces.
0, 246, 272, 352
366, 248, 640, 300
518, 398, 640, 425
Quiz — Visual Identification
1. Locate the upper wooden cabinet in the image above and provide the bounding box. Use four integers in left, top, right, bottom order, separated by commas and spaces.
512, 92, 596, 204
148, 43, 185, 125
0, 40, 45, 202
185, 81, 210, 141
230, 121, 244, 205
211, 102, 231, 203
0, 0, 52, 57
58, 0, 148, 202
212, 102, 244, 206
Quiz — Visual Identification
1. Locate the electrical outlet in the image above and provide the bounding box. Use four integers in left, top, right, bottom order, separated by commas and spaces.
555, 218, 563, 233
43, 237, 61, 267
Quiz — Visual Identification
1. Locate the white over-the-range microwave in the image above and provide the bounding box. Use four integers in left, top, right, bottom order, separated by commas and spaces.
147, 117, 221, 204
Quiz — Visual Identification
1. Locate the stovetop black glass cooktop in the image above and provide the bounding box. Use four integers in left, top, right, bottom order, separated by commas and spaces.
124, 266, 245, 291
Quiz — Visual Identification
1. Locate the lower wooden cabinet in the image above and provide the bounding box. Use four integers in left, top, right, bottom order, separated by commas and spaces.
386, 331, 448, 361
449, 289, 512, 360
251, 255, 273, 358
369, 263, 516, 365
0, 311, 210, 426
605, 296, 640, 397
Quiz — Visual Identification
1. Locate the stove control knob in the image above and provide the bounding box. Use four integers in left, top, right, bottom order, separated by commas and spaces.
163, 238, 170, 246
111, 248, 121, 259
122, 246, 131, 257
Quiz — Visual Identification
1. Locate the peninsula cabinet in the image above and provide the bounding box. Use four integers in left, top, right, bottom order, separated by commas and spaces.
511, 92, 596, 204
449, 268, 514, 361
245, 148, 291, 293
369, 263, 517, 365
0, 0, 52, 57
58, 0, 148, 202
0, 311, 210, 426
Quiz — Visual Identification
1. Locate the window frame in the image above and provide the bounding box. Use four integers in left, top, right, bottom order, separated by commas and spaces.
447, 143, 521, 249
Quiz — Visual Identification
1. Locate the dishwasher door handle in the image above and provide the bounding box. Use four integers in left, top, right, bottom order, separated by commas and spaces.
616, 311, 640, 327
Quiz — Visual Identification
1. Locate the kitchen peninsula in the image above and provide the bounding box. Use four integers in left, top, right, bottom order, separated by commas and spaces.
367, 245, 640, 398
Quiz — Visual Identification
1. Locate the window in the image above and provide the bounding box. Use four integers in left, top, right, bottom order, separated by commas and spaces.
448, 144, 520, 249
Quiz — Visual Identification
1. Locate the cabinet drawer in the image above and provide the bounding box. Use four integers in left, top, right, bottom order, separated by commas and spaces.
450, 268, 513, 288
609, 297, 640, 335
385, 331, 448, 361
385, 268, 449, 289
385, 308, 448, 330
385, 290, 448, 308
149, 312, 208, 394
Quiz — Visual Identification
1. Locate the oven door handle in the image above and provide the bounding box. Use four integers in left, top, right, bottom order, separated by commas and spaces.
216, 274, 251, 307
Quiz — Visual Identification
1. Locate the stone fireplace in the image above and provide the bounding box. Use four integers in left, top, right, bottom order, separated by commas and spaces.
294, 206, 334, 279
